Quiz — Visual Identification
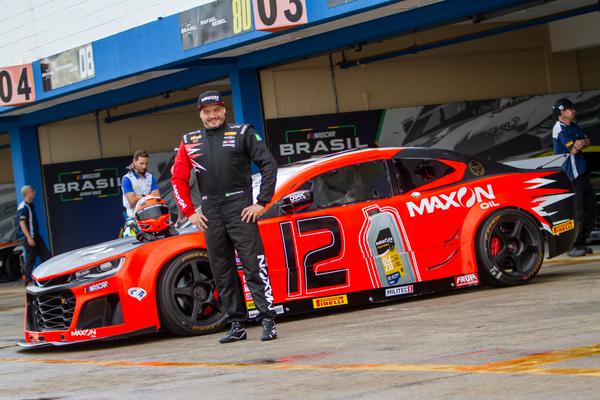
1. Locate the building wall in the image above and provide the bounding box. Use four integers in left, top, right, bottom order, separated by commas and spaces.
0, 135, 12, 183
0, 0, 212, 66
38, 83, 232, 164
260, 23, 598, 119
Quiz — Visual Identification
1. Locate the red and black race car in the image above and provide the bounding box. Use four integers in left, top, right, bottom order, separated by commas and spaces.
20, 148, 576, 347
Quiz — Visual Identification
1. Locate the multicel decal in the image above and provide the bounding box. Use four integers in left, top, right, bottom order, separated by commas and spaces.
312, 294, 348, 309
128, 287, 147, 301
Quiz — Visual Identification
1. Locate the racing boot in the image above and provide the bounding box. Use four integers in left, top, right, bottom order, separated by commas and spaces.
261, 318, 277, 341
219, 322, 247, 344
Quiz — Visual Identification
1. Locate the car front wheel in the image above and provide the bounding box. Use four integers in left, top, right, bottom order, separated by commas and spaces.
476, 208, 544, 287
157, 250, 227, 336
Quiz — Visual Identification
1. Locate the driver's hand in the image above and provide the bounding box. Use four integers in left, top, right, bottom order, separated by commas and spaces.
188, 212, 208, 231
241, 204, 264, 223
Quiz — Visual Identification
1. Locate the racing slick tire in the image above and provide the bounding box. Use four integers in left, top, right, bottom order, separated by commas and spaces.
157, 250, 227, 336
475, 208, 544, 287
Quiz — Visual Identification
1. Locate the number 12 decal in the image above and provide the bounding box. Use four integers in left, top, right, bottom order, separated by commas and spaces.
280, 216, 348, 296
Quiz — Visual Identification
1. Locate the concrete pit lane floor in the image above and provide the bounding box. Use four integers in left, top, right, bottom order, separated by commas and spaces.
0, 248, 599, 400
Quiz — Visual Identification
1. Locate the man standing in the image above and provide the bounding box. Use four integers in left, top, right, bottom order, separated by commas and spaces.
17, 185, 51, 283
552, 98, 596, 257
121, 150, 160, 236
171, 91, 278, 343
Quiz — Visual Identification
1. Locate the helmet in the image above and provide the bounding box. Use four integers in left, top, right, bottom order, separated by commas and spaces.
134, 195, 172, 234
553, 98, 575, 115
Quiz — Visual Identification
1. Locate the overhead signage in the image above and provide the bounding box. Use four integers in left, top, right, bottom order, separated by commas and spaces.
327, 0, 356, 7
179, 0, 253, 50
40, 44, 95, 91
0, 64, 35, 106
253, 0, 307, 32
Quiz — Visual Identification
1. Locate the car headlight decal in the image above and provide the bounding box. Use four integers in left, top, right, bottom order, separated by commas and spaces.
69, 257, 125, 283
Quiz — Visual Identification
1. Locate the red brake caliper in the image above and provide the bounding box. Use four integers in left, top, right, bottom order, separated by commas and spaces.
490, 236, 501, 257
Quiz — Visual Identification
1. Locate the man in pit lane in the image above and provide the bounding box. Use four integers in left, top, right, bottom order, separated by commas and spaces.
171, 91, 278, 343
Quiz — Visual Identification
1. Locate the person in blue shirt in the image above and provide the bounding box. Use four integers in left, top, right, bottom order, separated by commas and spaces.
121, 150, 160, 237
552, 98, 596, 257
17, 185, 51, 283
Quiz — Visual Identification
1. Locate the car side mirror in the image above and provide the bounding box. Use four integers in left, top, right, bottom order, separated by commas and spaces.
280, 190, 314, 214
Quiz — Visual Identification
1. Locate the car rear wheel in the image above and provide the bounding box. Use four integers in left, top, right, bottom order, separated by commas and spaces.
157, 250, 227, 336
476, 209, 544, 287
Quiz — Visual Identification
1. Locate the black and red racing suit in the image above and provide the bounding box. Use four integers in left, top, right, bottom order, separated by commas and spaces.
171, 122, 278, 322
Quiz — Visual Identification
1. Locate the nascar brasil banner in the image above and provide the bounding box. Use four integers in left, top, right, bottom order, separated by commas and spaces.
43, 156, 130, 255
265, 90, 600, 165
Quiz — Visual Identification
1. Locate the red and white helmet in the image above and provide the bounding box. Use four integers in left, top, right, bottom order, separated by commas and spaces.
134, 195, 172, 234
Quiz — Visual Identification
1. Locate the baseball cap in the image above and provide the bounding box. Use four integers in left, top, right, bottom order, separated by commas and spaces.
553, 98, 575, 115
197, 91, 225, 110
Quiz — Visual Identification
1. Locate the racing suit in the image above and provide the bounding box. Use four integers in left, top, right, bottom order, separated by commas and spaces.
171, 122, 277, 322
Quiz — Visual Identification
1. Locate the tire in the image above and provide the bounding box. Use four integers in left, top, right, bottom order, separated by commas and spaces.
156, 250, 227, 336
475, 208, 544, 287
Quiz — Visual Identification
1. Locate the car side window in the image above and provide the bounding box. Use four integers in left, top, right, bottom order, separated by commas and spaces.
303, 161, 392, 210
393, 159, 455, 193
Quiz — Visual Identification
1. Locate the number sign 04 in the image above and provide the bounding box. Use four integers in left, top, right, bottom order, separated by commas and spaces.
0, 64, 35, 106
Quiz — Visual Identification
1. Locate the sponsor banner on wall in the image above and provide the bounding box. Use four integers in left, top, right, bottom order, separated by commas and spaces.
40, 44, 95, 91
179, 0, 253, 50
265, 110, 380, 165
265, 90, 600, 165
43, 156, 130, 255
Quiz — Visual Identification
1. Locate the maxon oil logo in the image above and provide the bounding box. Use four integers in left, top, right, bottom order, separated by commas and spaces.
454, 273, 479, 288
552, 220, 575, 235
406, 185, 499, 217
71, 329, 97, 338
312, 294, 348, 309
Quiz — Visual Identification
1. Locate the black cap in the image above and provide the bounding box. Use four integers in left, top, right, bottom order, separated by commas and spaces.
197, 91, 225, 110
553, 98, 575, 115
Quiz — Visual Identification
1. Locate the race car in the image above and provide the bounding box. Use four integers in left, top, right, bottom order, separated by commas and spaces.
20, 147, 577, 347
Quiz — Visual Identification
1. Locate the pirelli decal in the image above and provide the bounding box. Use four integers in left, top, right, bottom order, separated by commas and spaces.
312, 294, 348, 309
552, 220, 575, 235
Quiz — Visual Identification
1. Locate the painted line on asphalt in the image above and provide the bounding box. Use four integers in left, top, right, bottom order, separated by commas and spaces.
1, 343, 600, 376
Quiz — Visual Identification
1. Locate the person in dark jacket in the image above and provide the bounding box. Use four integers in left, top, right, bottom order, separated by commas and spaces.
17, 185, 51, 283
171, 91, 278, 343
552, 98, 596, 257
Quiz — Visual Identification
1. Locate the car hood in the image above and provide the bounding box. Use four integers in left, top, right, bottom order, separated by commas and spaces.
33, 236, 144, 280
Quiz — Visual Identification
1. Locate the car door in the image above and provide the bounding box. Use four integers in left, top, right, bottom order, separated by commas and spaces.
258, 160, 397, 305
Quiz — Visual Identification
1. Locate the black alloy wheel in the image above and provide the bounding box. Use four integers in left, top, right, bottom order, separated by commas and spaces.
476, 208, 544, 287
157, 251, 227, 335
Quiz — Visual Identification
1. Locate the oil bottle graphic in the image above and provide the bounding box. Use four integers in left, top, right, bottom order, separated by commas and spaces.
367, 209, 415, 287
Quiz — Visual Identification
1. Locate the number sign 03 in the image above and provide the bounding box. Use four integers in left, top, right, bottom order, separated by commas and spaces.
0, 64, 35, 106
253, 0, 307, 32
